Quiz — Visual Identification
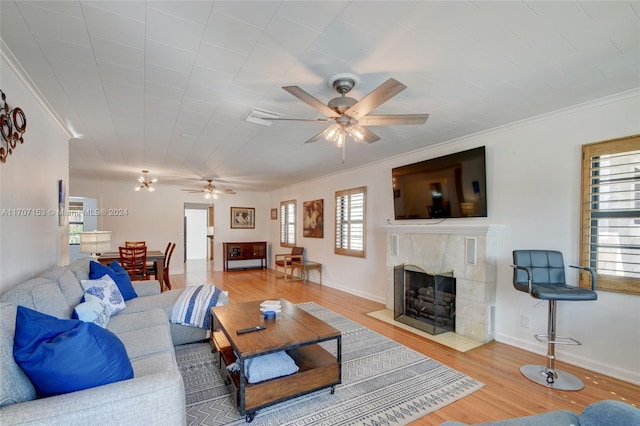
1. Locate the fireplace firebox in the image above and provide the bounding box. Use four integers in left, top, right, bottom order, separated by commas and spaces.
394, 264, 456, 335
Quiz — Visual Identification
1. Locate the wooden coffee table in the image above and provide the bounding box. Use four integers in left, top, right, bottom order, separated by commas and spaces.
210, 299, 341, 422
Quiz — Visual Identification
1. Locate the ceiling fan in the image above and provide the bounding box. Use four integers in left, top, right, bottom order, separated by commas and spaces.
181, 179, 236, 199
277, 73, 429, 162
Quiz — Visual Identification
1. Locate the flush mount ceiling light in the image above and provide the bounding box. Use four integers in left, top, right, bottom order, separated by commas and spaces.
135, 169, 157, 192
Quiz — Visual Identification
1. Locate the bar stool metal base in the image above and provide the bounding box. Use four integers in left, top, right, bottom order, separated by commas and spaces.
520, 364, 584, 391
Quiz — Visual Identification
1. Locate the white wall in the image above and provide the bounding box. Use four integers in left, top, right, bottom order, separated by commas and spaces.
0, 55, 69, 291
69, 178, 269, 273
267, 90, 640, 385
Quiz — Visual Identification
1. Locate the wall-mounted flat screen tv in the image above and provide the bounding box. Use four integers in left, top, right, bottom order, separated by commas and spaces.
392, 146, 487, 219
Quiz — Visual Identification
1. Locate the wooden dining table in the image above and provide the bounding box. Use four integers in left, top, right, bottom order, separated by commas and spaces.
97, 250, 166, 289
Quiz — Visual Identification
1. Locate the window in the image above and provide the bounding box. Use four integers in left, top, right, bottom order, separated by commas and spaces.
68, 201, 84, 245
280, 200, 296, 247
580, 135, 640, 295
335, 186, 366, 257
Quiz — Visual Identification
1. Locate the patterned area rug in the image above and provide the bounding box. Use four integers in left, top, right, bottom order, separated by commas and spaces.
176, 302, 483, 425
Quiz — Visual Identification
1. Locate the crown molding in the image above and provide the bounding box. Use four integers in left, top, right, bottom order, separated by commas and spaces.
0, 40, 72, 139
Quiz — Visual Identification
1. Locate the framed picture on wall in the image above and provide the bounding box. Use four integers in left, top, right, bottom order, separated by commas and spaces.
303, 199, 323, 238
58, 179, 65, 227
230, 207, 255, 229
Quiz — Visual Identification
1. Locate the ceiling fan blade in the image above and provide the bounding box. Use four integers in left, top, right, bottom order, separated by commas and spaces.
181, 189, 204, 193
304, 128, 329, 144
282, 86, 340, 118
214, 189, 236, 194
358, 114, 429, 126
266, 117, 330, 122
361, 127, 381, 144
344, 78, 406, 120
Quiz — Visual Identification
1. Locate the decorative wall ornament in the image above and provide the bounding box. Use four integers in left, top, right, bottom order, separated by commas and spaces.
0, 90, 27, 163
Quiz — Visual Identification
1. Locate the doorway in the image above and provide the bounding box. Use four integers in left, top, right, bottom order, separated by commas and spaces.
183, 203, 214, 265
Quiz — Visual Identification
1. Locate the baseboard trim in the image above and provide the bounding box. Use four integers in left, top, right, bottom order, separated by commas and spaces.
320, 280, 386, 304
495, 333, 640, 386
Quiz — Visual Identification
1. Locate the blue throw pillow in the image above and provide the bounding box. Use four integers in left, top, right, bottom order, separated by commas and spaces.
89, 261, 137, 301
227, 351, 299, 384
13, 306, 133, 397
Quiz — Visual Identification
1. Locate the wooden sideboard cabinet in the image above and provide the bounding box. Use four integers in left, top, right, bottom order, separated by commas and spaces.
223, 241, 267, 271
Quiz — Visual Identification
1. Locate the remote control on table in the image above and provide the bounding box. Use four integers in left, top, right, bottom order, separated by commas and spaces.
237, 325, 266, 335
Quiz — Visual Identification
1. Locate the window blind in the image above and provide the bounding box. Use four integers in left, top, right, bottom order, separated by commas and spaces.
335, 187, 366, 257
280, 200, 296, 247
581, 135, 640, 294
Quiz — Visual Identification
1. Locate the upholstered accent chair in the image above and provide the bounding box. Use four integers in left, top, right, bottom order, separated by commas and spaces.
275, 247, 304, 281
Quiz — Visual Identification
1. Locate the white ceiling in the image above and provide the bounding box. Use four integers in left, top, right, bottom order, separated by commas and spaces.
1, 1, 639, 191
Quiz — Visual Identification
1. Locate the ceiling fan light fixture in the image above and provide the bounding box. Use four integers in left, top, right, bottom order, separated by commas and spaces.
181, 179, 235, 197
347, 125, 365, 141
323, 123, 340, 142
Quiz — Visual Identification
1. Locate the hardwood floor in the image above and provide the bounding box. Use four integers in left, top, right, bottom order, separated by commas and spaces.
172, 261, 639, 425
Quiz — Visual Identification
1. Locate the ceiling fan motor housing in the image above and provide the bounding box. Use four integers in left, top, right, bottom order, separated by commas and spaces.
328, 73, 360, 114
328, 96, 357, 114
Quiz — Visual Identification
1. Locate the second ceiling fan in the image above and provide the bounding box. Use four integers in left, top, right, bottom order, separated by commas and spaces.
278, 73, 429, 162
181, 179, 235, 199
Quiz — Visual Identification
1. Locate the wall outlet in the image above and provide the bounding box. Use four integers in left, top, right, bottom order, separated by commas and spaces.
520, 315, 530, 329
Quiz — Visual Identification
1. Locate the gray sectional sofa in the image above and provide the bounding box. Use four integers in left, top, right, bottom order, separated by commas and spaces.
0, 257, 226, 425
440, 399, 640, 426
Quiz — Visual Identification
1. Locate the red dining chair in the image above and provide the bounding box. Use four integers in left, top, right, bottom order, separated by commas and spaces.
119, 246, 149, 281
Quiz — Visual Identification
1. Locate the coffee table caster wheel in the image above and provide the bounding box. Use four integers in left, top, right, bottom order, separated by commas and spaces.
246, 412, 255, 423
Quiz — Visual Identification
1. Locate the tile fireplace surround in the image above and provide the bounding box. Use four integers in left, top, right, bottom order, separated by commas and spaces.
384, 224, 502, 343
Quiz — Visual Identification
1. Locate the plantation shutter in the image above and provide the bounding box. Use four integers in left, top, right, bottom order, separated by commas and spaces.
580, 135, 640, 295
335, 187, 366, 257
280, 200, 296, 247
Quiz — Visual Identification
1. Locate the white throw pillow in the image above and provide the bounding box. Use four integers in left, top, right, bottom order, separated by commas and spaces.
74, 293, 110, 328
80, 274, 126, 316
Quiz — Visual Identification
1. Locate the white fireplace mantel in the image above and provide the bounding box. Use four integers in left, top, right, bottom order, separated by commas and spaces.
383, 222, 503, 343
381, 223, 504, 235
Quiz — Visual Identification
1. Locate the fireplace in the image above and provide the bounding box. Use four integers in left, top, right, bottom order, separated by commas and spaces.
394, 264, 456, 335
385, 225, 501, 342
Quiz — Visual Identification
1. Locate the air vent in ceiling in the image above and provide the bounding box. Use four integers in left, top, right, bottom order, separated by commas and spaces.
242, 108, 282, 126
